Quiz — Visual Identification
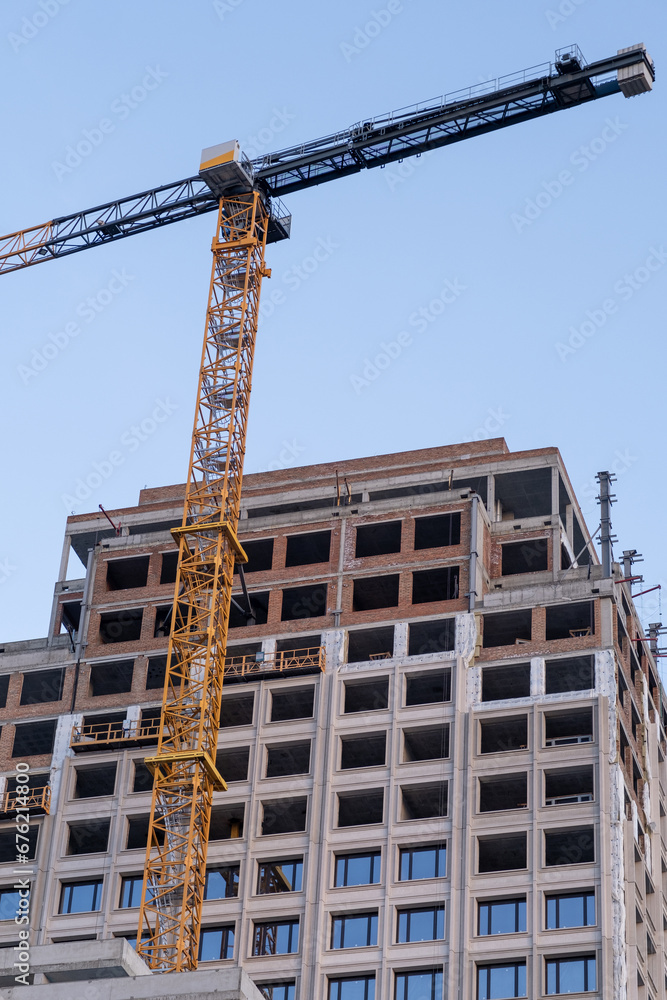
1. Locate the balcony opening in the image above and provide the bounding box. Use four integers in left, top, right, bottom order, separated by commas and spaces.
354, 521, 402, 559
482, 610, 532, 647
240, 538, 274, 573
145, 655, 167, 690
266, 742, 311, 777
276, 634, 321, 656
153, 604, 172, 638
545, 656, 594, 693
285, 530, 331, 566
479, 774, 527, 812
281, 584, 328, 620
405, 668, 451, 705
414, 512, 461, 550
352, 575, 399, 611
348, 626, 394, 663
545, 826, 594, 866
141, 708, 162, 736
501, 538, 548, 575
371, 477, 487, 504
61, 600, 82, 633
480, 716, 528, 754
225, 643, 263, 673
20, 668, 65, 705
545, 767, 594, 805
99, 608, 143, 644
0, 675, 8, 708
82, 711, 125, 737
338, 789, 384, 827
106, 556, 149, 591
67, 819, 110, 855
271, 686, 315, 722
478, 833, 527, 872
0, 828, 38, 863
138, 707, 160, 741
210, 803, 245, 840
355, 520, 402, 558
7, 771, 49, 795
482, 663, 530, 701
261, 797, 307, 835
545, 601, 594, 640
126, 815, 156, 850
544, 708, 593, 746
132, 761, 153, 792
408, 618, 455, 656
159, 551, 178, 585
89, 659, 134, 696
341, 732, 386, 769
12, 719, 57, 757
74, 764, 117, 798
494, 467, 552, 518
401, 782, 448, 819
229, 590, 269, 628
220, 692, 255, 728
402, 725, 449, 762
412, 567, 459, 603
216, 746, 250, 782
344, 676, 389, 713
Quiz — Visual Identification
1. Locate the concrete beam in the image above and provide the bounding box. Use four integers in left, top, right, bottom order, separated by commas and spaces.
5, 962, 264, 1000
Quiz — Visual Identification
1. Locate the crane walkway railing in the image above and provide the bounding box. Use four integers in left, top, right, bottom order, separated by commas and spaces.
1, 785, 51, 816
224, 646, 325, 680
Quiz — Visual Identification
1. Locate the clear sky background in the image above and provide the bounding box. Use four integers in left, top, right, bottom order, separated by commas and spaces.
0, 1, 665, 659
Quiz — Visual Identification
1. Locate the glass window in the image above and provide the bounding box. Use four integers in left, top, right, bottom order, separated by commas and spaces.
205, 866, 239, 900
253, 920, 300, 956
329, 976, 375, 1000
399, 844, 446, 880
199, 924, 235, 961
395, 969, 443, 1000
257, 860, 303, 894
120, 876, 150, 908
335, 852, 381, 887
545, 892, 595, 929
120, 932, 149, 951
0, 889, 20, 921
59, 880, 103, 914
259, 983, 296, 1000
478, 898, 526, 935
545, 956, 596, 994
332, 912, 378, 949
477, 963, 526, 999
397, 906, 445, 943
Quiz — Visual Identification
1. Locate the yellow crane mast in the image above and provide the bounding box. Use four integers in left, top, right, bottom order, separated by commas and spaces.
138, 187, 270, 971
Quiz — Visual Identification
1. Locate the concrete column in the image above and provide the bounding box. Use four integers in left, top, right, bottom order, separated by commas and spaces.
393, 622, 408, 658
530, 657, 545, 697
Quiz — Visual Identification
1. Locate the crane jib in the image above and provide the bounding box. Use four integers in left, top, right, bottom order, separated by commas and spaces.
0, 44, 653, 274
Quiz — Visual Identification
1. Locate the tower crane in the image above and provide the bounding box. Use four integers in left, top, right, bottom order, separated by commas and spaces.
0, 43, 654, 973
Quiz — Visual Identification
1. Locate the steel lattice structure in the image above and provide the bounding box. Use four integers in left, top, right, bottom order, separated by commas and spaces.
0, 43, 654, 972
136, 192, 269, 971
0, 46, 653, 275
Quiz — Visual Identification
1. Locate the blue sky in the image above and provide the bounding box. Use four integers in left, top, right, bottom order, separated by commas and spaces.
0, 0, 665, 656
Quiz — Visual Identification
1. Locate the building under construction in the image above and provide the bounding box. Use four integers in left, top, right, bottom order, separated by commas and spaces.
1, 438, 665, 999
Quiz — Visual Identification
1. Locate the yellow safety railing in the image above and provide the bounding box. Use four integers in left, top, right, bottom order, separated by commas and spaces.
223, 646, 325, 679
1, 785, 51, 815
70, 720, 162, 747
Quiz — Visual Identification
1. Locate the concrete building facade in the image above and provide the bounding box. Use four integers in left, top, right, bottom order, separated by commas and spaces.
0, 439, 665, 1000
